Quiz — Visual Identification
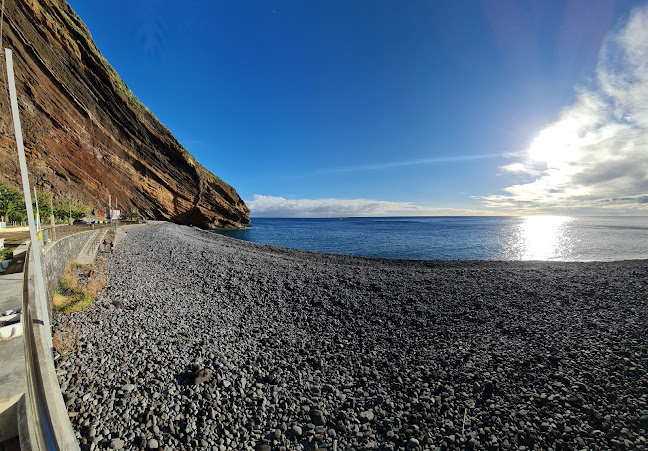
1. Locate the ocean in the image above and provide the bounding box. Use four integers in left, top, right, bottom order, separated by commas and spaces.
216, 216, 648, 261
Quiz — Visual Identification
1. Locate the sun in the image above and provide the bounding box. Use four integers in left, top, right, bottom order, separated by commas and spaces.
527, 125, 577, 166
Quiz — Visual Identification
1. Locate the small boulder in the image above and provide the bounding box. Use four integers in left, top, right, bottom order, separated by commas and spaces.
193, 368, 212, 385
311, 409, 326, 426
120, 384, 137, 393
110, 438, 125, 450
359, 410, 375, 422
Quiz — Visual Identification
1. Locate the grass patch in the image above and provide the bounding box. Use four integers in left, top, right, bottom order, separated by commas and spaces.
52, 292, 69, 309
54, 262, 107, 314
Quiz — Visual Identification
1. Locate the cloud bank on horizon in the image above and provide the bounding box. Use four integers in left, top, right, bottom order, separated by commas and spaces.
247, 195, 484, 218
482, 4, 648, 214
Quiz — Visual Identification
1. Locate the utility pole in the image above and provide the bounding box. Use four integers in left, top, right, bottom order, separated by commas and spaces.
50, 193, 55, 240
33, 186, 41, 242
5, 48, 51, 347
49, 193, 55, 226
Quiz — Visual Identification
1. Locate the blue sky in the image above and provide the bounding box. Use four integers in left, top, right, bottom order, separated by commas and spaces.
67, 0, 648, 217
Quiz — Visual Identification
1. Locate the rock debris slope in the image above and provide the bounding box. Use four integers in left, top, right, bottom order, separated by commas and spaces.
55, 223, 648, 450
0, 0, 248, 228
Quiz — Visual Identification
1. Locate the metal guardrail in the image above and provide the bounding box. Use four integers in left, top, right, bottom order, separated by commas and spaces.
42, 224, 111, 244
22, 243, 57, 450
41, 221, 142, 245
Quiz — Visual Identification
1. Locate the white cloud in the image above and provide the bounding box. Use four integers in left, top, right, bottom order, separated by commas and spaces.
247, 195, 488, 218
500, 162, 540, 176
482, 5, 648, 214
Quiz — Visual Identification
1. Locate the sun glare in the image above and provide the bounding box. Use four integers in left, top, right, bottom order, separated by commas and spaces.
527, 125, 577, 166
518, 216, 573, 260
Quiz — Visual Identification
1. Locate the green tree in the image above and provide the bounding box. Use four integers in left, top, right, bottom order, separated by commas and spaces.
53, 203, 69, 222
53, 198, 88, 221
9, 209, 27, 225
0, 183, 26, 224
70, 203, 88, 220
0, 196, 13, 222
125, 211, 140, 221
0, 184, 93, 225
33, 190, 52, 222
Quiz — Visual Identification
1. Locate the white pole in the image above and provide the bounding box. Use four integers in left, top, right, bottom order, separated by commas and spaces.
33, 186, 41, 238
5, 48, 52, 347
49, 194, 55, 227
50, 193, 55, 240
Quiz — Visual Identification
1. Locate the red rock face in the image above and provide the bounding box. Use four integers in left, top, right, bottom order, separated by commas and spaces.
0, 0, 249, 229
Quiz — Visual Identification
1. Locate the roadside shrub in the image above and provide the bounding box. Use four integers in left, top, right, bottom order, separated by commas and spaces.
52, 324, 80, 357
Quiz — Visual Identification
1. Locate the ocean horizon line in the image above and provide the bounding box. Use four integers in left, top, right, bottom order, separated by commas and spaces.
248, 214, 648, 219
219, 216, 648, 262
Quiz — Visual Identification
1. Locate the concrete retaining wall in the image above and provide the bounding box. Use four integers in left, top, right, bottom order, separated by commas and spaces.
41, 231, 95, 301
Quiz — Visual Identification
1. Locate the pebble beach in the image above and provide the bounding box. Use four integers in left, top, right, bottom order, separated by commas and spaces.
54, 222, 648, 450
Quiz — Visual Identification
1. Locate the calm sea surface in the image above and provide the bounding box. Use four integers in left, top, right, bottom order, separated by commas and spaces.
216, 216, 648, 261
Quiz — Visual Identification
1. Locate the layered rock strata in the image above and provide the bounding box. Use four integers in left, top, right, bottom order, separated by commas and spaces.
0, 0, 249, 229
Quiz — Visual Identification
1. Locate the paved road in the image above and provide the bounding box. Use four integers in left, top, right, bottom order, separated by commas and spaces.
0, 268, 26, 444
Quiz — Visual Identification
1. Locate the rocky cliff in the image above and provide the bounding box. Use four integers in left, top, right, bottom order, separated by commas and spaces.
0, 0, 249, 229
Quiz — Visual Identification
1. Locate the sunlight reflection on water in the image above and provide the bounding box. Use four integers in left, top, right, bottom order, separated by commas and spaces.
221, 216, 648, 261
505, 216, 574, 260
